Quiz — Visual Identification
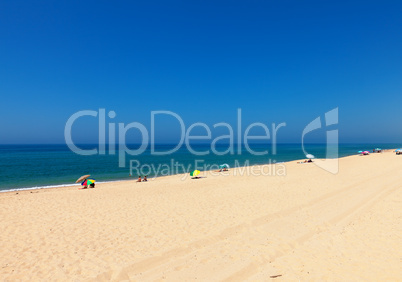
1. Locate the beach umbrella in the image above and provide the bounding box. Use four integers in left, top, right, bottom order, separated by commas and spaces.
190, 170, 200, 177
305, 154, 315, 159
81, 178, 96, 186
219, 164, 229, 169
358, 151, 363, 154
76, 174, 90, 183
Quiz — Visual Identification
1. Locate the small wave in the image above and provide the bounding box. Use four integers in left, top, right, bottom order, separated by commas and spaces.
0, 180, 127, 193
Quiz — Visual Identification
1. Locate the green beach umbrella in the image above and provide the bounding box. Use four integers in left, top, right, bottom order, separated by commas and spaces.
219, 164, 229, 169
81, 178, 96, 186
190, 170, 200, 177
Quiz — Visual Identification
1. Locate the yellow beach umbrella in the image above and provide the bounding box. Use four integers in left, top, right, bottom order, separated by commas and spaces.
190, 170, 200, 177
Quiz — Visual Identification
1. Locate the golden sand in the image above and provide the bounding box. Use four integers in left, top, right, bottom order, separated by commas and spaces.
0, 151, 401, 281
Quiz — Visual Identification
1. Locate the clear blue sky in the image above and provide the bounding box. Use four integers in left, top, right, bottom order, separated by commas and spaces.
1, 0, 401, 144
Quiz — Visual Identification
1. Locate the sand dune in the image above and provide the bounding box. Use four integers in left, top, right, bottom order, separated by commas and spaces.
0, 151, 401, 281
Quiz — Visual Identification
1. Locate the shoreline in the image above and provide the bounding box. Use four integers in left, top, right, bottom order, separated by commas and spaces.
1, 148, 396, 194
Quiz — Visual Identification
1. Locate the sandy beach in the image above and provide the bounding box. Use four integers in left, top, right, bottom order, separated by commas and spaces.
0, 151, 401, 281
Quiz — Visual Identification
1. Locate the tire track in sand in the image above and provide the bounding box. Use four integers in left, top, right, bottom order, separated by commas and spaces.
222, 184, 399, 281
91, 175, 384, 281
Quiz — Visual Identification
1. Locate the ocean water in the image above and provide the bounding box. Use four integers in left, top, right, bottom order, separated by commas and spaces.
0, 143, 399, 192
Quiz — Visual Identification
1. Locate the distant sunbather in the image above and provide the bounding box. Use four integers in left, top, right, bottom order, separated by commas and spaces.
298, 159, 313, 164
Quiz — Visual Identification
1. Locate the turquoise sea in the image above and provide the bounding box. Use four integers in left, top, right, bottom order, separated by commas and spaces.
0, 143, 399, 192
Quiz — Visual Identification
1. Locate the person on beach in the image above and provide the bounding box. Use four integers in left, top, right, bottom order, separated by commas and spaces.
298, 159, 313, 164
217, 168, 228, 172
89, 183, 95, 188
143, 176, 148, 182
137, 176, 142, 182
216, 166, 229, 172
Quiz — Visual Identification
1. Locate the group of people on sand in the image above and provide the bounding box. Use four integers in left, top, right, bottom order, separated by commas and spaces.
137, 176, 148, 182
77, 175, 96, 190
298, 159, 313, 164
81, 183, 95, 189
